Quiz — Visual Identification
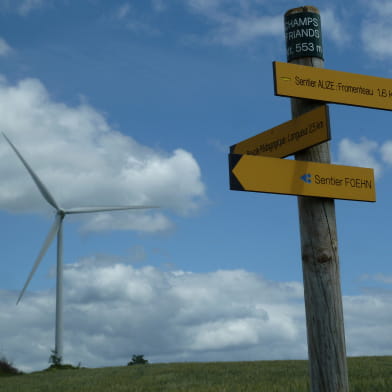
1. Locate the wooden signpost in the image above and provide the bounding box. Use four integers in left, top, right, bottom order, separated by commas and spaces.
284, 7, 349, 392
227, 5, 383, 392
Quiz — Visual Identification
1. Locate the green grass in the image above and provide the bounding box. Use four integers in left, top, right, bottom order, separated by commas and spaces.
0, 357, 391, 392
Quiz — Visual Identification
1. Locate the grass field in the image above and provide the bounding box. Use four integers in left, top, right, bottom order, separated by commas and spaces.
1, 356, 391, 392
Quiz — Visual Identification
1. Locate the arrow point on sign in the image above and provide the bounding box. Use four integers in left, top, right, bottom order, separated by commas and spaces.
228, 154, 245, 191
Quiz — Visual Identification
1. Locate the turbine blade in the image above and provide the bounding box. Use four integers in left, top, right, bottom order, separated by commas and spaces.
2, 133, 60, 211
16, 214, 62, 305
65, 206, 159, 214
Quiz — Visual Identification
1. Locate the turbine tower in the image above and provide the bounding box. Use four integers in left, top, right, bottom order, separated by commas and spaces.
3, 133, 157, 362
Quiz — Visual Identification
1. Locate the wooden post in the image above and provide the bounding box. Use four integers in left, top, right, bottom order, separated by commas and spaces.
284, 6, 350, 392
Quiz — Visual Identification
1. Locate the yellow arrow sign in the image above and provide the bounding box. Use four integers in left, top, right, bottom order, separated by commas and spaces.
274, 61, 392, 111
230, 105, 330, 158
229, 154, 376, 202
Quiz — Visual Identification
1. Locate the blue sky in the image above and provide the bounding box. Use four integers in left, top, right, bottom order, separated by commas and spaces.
0, 0, 392, 371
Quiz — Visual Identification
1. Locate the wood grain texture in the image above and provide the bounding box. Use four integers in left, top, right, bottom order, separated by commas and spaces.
286, 6, 350, 392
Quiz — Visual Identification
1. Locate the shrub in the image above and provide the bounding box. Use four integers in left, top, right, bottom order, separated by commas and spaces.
45, 363, 80, 371
0, 356, 22, 376
48, 349, 62, 367
45, 349, 81, 371
128, 354, 149, 366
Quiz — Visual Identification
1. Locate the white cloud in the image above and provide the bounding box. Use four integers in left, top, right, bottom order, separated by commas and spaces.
152, 0, 166, 13
344, 293, 392, 356
320, 8, 350, 45
360, 274, 392, 284
80, 210, 173, 233
0, 0, 45, 15
185, 0, 222, 14
18, 0, 45, 15
361, 0, 392, 58
115, 3, 131, 20
0, 76, 205, 232
338, 138, 382, 177
338, 136, 392, 176
364, 0, 392, 14
112, 2, 161, 36
361, 23, 392, 58
207, 14, 282, 46
0, 37, 12, 56
182, 2, 349, 48
125, 20, 161, 36
380, 140, 392, 165
0, 262, 307, 371
1, 261, 391, 372
183, 0, 282, 46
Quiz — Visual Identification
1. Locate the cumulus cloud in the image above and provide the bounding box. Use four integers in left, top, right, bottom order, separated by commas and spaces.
152, 0, 166, 13
344, 293, 392, 356
0, 37, 12, 56
207, 15, 282, 46
182, 1, 349, 48
0, 76, 205, 232
320, 8, 350, 45
338, 138, 382, 177
338, 136, 392, 177
380, 140, 392, 165
360, 0, 392, 58
109, 2, 347, 48
0, 0, 46, 15
18, 0, 45, 15
1, 261, 391, 372
360, 274, 392, 284
183, 0, 282, 46
114, 3, 131, 20
361, 24, 392, 59
112, 2, 161, 36
0, 262, 307, 372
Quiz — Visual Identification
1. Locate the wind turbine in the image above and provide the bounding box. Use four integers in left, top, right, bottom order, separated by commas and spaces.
3, 133, 157, 362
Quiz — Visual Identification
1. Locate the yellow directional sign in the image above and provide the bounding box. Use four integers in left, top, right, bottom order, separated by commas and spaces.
229, 154, 376, 202
230, 105, 330, 158
274, 61, 392, 111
